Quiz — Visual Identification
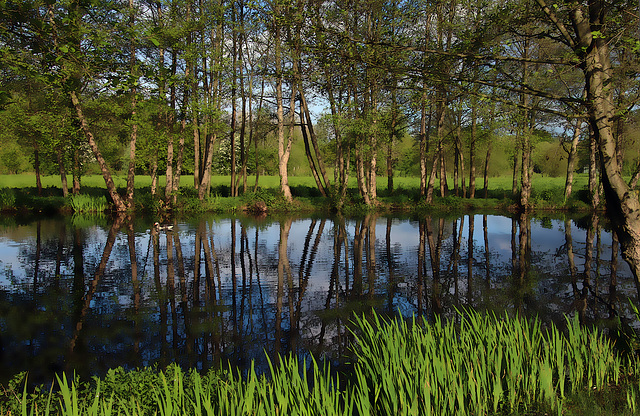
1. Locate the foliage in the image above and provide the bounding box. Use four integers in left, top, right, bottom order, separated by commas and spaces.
0, 188, 16, 209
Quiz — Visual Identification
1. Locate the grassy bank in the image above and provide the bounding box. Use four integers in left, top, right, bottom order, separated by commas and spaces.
0, 173, 593, 215
1, 308, 638, 416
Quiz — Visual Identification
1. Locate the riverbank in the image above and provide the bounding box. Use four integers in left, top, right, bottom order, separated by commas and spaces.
1, 308, 637, 416
0, 174, 594, 216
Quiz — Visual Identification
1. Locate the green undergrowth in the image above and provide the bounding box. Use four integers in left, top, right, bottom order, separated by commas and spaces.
0, 174, 596, 215
1, 308, 639, 416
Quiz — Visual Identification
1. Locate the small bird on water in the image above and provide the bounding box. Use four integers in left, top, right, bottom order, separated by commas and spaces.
154, 222, 174, 231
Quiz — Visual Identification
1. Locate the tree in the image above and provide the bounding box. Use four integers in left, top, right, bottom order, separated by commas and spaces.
534, 0, 640, 293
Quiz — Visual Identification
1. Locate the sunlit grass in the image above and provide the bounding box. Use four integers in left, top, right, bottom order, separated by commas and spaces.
0, 173, 590, 192
0, 173, 595, 213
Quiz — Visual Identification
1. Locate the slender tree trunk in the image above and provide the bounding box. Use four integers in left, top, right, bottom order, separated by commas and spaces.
73, 147, 81, 195
199, 10, 223, 199
274, 6, 292, 202
173, 120, 185, 205
126, 0, 137, 209
164, 53, 178, 204
455, 126, 466, 197
425, 147, 439, 203
589, 127, 600, 208
368, 128, 378, 202
387, 87, 398, 194
165, 132, 174, 202
564, 119, 582, 202
419, 91, 428, 196
300, 89, 330, 194
253, 80, 265, 192
512, 143, 520, 197
34, 144, 42, 196
519, 51, 532, 210
193, 115, 200, 189
483, 144, 492, 199
323, 66, 347, 205
70, 91, 127, 211
150, 155, 158, 196
356, 145, 371, 205
238, 8, 248, 195
57, 149, 69, 197
230, 5, 238, 197
454, 139, 459, 196
469, 94, 477, 199
439, 144, 447, 197
300, 110, 325, 196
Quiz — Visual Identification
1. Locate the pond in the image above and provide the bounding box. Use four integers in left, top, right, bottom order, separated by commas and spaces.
0, 212, 637, 386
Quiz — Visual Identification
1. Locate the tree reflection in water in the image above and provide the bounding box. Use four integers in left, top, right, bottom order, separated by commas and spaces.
0, 213, 637, 385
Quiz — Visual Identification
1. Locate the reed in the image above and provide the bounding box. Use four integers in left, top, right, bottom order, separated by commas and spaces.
4, 309, 635, 416
67, 194, 108, 213
350, 309, 625, 415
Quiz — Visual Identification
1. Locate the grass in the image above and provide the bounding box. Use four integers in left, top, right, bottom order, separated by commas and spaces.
0, 173, 594, 214
1, 308, 638, 416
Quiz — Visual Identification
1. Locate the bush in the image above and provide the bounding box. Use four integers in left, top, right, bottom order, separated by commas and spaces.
0, 188, 16, 209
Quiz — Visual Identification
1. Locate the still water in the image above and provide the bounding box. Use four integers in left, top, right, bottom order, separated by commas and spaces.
0, 213, 637, 385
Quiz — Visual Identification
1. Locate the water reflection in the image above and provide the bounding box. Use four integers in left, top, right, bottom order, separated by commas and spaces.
0, 213, 637, 385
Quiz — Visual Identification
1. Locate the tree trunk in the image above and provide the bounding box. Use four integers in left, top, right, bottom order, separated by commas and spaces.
483, 144, 492, 199
70, 91, 127, 211
173, 120, 185, 206
238, 19, 247, 195
73, 147, 81, 195
570, 2, 640, 297
589, 127, 600, 209
126, 0, 137, 209
150, 154, 158, 197
193, 114, 200, 190
300, 110, 325, 196
387, 87, 399, 194
198, 133, 216, 199
356, 146, 371, 205
419, 91, 428, 197
34, 144, 42, 196
165, 133, 174, 202
519, 53, 532, 210
230, 6, 238, 197
425, 147, 439, 203
512, 143, 520, 197
324, 67, 347, 205
439, 144, 447, 197
57, 148, 69, 197
454, 138, 459, 196
300, 89, 330, 194
274, 6, 292, 202
564, 119, 582, 202
469, 97, 477, 199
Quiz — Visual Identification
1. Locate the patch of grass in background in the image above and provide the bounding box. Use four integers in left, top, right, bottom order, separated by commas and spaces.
0, 173, 595, 213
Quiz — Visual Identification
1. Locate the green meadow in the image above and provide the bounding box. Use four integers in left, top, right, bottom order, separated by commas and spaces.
0, 173, 593, 214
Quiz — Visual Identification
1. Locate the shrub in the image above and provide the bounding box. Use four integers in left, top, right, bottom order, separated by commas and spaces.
0, 188, 16, 209
68, 194, 108, 213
